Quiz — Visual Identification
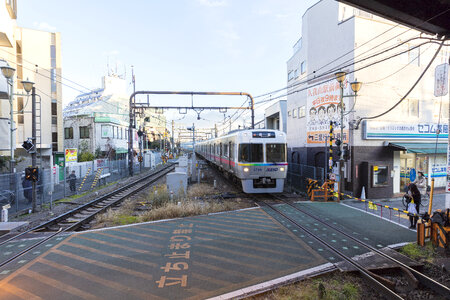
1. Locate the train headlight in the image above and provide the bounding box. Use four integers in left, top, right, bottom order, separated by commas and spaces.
280, 167, 285, 172
243, 167, 249, 172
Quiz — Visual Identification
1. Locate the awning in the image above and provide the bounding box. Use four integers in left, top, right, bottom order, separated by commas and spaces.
388, 142, 447, 154
116, 148, 128, 154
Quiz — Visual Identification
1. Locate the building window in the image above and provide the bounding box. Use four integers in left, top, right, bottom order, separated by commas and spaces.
80, 126, 89, 139
52, 116, 57, 125
64, 127, 73, 139
300, 61, 306, 74
288, 71, 293, 81
51, 69, 57, 92
288, 110, 291, 117
52, 132, 58, 152
101, 125, 112, 138
401, 99, 419, 117
51, 101, 57, 115
402, 45, 420, 66
292, 108, 297, 118
18, 97, 24, 124
299, 106, 306, 118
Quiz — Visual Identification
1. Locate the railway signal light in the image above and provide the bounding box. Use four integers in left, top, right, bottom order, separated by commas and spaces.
25, 167, 39, 182
335, 139, 341, 147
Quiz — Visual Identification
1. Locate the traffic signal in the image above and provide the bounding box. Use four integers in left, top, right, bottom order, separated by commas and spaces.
25, 167, 39, 182
22, 140, 34, 152
343, 144, 350, 160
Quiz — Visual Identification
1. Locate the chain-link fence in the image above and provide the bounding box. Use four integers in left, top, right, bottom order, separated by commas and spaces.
0, 153, 163, 217
286, 163, 325, 194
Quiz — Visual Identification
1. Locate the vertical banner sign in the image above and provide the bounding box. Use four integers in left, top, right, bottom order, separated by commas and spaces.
307, 80, 349, 144
434, 63, 449, 208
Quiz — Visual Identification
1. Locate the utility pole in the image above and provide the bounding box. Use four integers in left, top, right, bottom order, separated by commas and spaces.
128, 66, 136, 176
31, 87, 37, 212
171, 120, 174, 153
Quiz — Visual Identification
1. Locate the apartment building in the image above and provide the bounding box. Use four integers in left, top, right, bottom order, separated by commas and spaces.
0, 0, 63, 171
63, 75, 133, 159
287, 0, 449, 198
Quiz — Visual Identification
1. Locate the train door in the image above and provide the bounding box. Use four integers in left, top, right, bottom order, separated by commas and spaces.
228, 142, 232, 169
219, 143, 223, 166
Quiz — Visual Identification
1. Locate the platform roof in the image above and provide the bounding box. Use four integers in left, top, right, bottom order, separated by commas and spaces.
338, 0, 450, 37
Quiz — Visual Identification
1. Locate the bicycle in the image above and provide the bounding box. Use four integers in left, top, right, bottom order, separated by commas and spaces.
401, 192, 429, 209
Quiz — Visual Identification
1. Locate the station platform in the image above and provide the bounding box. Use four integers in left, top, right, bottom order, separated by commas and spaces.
0, 202, 416, 300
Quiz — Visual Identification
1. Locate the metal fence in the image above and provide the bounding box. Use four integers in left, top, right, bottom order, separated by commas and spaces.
286, 163, 325, 193
0, 154, 163, 217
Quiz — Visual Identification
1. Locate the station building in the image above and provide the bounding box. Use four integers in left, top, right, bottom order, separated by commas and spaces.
286, 0, 449, 198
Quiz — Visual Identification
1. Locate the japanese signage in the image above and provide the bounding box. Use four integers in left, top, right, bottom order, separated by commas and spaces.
306, 80, 349, 144
65, 148, 78, 162
434, 63, 449, 97
364, 121, 449, 139
156, 222, 194, 289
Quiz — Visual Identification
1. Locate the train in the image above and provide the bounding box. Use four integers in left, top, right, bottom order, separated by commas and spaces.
195, 129, 287, 193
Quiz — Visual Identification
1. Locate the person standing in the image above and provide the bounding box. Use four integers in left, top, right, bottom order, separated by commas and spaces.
412, 171, 427, 197
22, 176, 32, 203
68, 171, 77, 192
405, 183, 421, 229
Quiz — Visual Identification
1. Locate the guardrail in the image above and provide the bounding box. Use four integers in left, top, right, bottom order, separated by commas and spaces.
305, 178, 418, 221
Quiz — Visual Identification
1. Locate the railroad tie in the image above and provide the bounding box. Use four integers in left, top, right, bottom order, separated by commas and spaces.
78, 167, 92, 192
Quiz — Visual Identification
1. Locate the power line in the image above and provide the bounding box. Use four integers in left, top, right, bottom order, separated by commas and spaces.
354, 38, 446, 128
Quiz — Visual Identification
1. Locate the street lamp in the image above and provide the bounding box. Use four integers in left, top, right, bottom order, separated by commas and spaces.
334, 71, 362, 200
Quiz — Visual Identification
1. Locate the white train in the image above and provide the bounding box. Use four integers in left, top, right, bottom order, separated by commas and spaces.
195, 129, 287, 193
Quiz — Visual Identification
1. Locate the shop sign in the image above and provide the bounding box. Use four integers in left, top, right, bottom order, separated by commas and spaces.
364, 121, 449, 139
65, 148, 78, 162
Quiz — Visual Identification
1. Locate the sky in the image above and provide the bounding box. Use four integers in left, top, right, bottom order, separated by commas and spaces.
18, 0, 318, 130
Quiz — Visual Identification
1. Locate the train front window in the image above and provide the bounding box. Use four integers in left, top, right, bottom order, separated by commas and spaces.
239, 143, 263, 162
266, 143, 286, 162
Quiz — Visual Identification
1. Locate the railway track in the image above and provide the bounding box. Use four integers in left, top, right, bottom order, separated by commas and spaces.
255, 194, 450, 300
0, 163, 175, 269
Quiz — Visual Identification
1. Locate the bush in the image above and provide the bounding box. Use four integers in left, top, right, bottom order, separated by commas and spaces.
78, 152, 94, 162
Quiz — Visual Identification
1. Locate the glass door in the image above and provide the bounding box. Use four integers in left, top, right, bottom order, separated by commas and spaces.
400, 152, 416, 190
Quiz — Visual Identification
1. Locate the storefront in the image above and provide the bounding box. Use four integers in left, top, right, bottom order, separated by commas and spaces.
364, 121, 448, 195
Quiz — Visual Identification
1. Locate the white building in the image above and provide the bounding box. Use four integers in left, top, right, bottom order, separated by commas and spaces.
0, 0, 63, 170
287, 0, 449, 198
63, 75, 136, 159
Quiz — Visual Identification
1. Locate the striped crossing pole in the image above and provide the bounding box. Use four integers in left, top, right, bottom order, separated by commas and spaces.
90, 168, 103, 189
78, 167, 91, 192
328, 121, 333, 178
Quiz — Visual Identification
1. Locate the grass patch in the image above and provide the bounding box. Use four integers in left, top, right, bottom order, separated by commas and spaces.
399, 242, 436, 263
250, 273, 361, 300
140, 200, 240, 222
94, 183, 244, 228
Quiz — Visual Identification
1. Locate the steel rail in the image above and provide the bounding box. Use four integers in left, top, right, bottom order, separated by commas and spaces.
256, 199, 403, 300
63, 165, 175, 231
0, 163, 174, 247
273, 195, 450, 299
0, 164, 174, 269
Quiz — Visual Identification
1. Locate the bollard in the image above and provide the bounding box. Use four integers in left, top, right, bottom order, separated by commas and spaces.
214, 180, 217, 188
1, 204, 9, 222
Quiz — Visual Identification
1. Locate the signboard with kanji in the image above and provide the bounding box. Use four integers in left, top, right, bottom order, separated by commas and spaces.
65, 148, 78, 162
